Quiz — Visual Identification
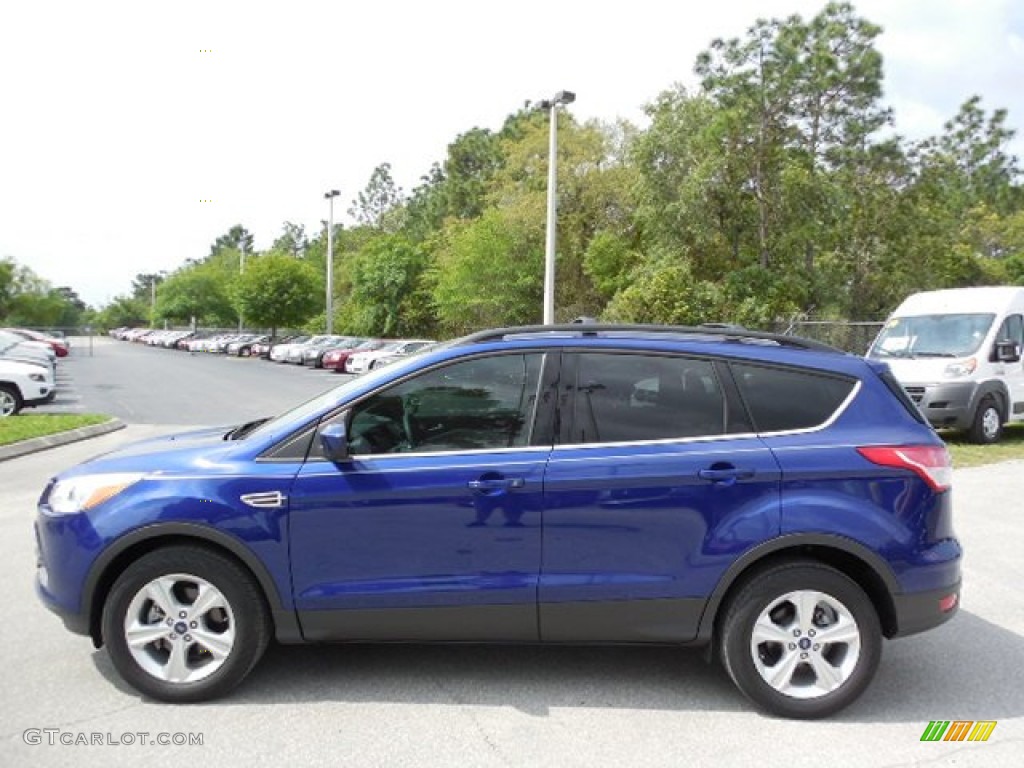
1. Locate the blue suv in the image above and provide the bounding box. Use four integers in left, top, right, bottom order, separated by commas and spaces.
35, 324, 961, 718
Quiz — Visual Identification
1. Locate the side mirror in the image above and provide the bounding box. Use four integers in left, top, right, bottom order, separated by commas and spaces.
319, 421, 350, 462
995, 340, 1021, 364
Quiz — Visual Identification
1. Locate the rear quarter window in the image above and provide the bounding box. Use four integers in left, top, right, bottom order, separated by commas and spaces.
730, 363, 856, 433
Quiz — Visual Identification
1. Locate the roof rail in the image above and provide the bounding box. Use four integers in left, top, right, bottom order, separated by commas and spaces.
456, 323, 845, 354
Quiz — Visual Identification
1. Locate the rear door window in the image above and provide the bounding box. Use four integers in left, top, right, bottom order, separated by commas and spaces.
568, 353, 727, 443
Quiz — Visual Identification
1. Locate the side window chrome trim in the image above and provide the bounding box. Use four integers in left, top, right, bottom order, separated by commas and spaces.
305, 444, 555, 463
549, 442, 772, 462
552, 432, 762, 453
551, 378, 862, 449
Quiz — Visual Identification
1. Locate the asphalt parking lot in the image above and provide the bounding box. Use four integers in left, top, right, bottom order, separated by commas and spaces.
2, 339, 1022, 766
36, 336, 347, 425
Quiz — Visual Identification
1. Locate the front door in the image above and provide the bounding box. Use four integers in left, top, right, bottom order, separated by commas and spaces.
289, 352, 552, 641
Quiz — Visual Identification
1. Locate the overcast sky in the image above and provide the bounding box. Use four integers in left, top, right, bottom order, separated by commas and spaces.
2, 0, 1022, 307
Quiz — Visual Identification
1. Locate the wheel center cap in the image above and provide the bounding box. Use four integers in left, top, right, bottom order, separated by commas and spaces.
799, 637, 812, 650
174, 621, 188, 635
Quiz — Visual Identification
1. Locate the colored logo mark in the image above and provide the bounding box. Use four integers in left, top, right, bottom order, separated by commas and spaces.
920, 720, 997, 742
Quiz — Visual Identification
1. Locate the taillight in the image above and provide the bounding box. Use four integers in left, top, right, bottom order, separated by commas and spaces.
857, 445, 952, 492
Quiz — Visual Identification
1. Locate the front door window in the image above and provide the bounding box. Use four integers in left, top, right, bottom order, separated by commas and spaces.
348, 353, 545, 454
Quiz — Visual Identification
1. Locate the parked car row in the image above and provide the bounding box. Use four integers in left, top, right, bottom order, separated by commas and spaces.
108, 328, 436, 374
0, 328, 62, 417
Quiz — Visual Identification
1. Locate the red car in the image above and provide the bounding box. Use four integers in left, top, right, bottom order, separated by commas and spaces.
321, 339, 384, 372
3, 328, 69, 357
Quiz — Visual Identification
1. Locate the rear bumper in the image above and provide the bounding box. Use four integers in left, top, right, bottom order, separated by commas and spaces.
891, 581, 961, 637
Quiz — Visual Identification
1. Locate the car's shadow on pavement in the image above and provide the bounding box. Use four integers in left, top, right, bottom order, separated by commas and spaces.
90, 609, 1021, 722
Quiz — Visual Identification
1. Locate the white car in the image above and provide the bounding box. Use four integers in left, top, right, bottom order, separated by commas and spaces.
268, 336, 312, 363
345, 340, 433, 374
0, 358, 55, 417
284, 336, 331, 364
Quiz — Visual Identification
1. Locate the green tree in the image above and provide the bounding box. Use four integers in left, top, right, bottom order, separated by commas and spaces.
349, 163, 405, 230
130, 272, 165, 302
272, 221, 308, 258
208, 224, 254, 259
233, 252, 321, 336
0, 259, 89, 328
442, 127, 504, 219
96, 295, 148, 330
155, 264, 235, 327
343, 234, 429, 337
432, 208, 543, 334
0, 257, 17, 318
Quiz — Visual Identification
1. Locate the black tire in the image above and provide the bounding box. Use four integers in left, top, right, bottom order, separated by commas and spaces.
0, 383, 23, 418
967, 395, 1002, 444
719, 560, 882, 719
101, 545, 271, 702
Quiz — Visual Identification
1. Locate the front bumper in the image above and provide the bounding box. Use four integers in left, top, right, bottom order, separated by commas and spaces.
36, 574, 90, 636
23, 384, 54, 407
902, 381, 976, 430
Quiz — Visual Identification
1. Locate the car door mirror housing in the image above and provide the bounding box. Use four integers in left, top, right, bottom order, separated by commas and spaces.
320, 422, 350, 461
995, 339, 1021, 363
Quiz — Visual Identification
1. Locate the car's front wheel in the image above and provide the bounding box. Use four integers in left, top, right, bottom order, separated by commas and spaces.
0, 384, 23, 418
967, 396, 1002, 444
101, 545, 271, 702
719, 561, 881, 719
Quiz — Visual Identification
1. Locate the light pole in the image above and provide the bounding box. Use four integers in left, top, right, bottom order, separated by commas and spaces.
538, 90, 575, 325
324, 189, 340, 335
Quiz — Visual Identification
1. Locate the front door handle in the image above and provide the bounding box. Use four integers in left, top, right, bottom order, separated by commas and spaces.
467, 477, 525, 491
698, 466, 755, 485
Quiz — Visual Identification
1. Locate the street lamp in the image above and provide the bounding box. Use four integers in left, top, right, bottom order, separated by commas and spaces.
324, 189, 340, 335
538, 90, 575, 325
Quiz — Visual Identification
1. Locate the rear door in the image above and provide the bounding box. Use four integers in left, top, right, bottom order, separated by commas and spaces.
540, 351, 781, 642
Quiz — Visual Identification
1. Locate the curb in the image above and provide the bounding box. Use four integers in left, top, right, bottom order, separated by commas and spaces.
0, 418, 126, 462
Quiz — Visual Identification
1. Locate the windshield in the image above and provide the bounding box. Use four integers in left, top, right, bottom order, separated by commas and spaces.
0, 332, 19, 353
869, 313, 994, 359
244, 360, 411, 440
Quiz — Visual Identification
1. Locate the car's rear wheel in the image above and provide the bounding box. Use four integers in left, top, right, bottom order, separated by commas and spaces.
101, 545, 271, 702
967, 396, 1002, 444
719, 561, 881, 719
0, 384, 23, 418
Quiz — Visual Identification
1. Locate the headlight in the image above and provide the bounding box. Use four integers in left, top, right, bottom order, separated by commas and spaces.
47, 473, 144, 515
943, 358, 977, 378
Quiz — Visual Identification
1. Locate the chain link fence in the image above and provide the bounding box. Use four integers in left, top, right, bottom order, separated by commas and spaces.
770, 320, 885, 355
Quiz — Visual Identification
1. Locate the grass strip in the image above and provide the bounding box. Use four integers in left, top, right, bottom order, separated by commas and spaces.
0, 414, 112, 447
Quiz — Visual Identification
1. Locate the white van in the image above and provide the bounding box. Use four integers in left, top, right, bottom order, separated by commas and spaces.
867, 287, 1024, 443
